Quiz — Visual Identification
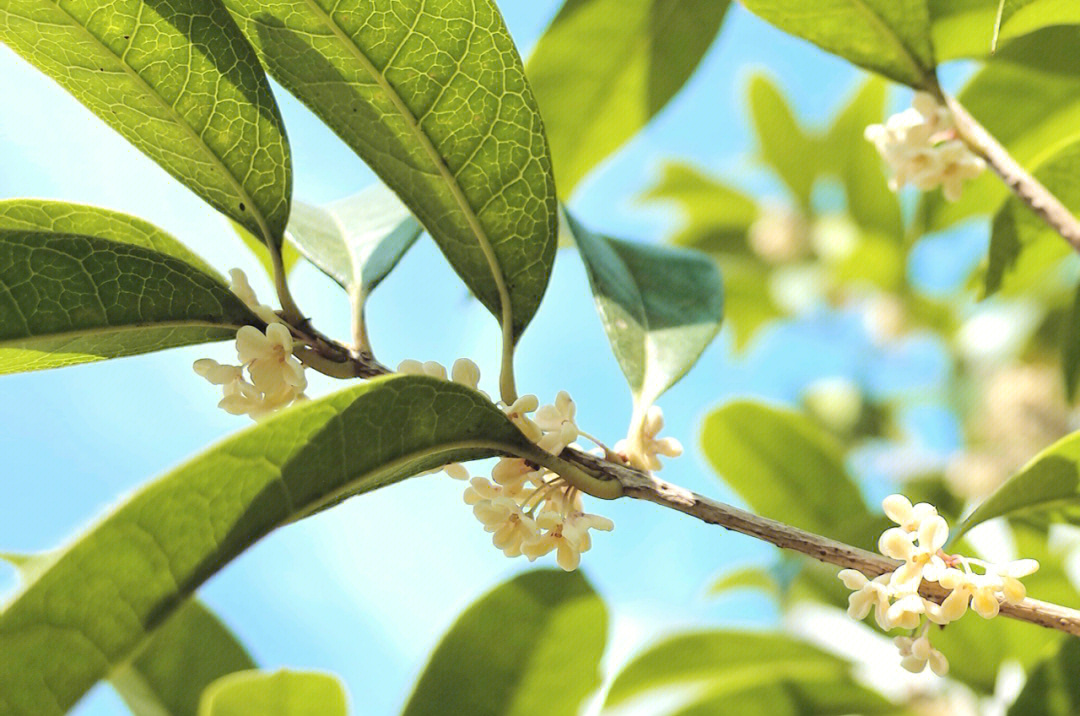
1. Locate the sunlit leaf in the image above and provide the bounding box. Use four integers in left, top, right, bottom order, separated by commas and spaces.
929, 0, 1080, 61
639, 162, 758, 254
748, 75, 820, 209
985, 138, 1079, 297
707, 566, 781, 599
230, 221, 302, 280
199, 670, 347, 716
740, 0, 935, 87
0, 376, 542, 714
701, 401, 883, 548
527, 0, 730, 196
921, 28, 1080, 233
222, 0, 556, 343
0, 230, 258, 375
0, 0, 291, 245
566, 213, 723, 407
823, 78, 903, 239
670, 677, 893, 716
1008, 631, 1080, 715
604, 630, 870, 711
954, 431, 1080, 539
402, 570, 606, 716
1, 554, 255, 716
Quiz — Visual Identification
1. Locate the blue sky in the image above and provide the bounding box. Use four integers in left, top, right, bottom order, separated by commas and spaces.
0, 3, 976, 714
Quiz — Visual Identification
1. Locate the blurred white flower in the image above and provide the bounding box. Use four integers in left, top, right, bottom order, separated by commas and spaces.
809, 214, 859, 263
801, 377, 863, 433
748, 206, 808, 264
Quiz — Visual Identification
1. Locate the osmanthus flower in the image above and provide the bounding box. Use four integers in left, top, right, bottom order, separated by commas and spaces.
535, 391, 579, 455
462, 477, 523, 505
838, 493, 1040, 677
864, 92, 984, 201
895, 635, 949, 676
472, 497, 538, 557
228, 269, 282, 326
616, 405, 683, 471
236, 324, 307, 396
491, 457, 545, 490
522, 512, 587, 571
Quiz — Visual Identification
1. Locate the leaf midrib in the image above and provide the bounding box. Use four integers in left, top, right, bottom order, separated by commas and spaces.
299, 0, 516, 335
48, 2, 275, 243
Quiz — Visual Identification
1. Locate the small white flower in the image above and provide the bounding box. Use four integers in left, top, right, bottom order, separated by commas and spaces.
522, 512, 585, 571
450, 358, 481, 389
748, 207, 808, 264
472, 497, 538, 557
236, 324, 307, 395
617, 405, 683, 471
895, 635, 949, 676
443, 463, 469, 481
882, 514, 949, 590
228, 269, 282, 325
502, 394, 544, 442
881, 494, 939, 535
491, 457, 544, 490
838, 569, 893, 631
535, 391, 579, 455
397, 359, 448, 380
462, 477, 521, 505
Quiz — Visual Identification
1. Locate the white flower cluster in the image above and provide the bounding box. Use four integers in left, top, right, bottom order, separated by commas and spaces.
194, 270, 307, 419
864, 92, 984, 201
839, 494, 1039, 677
400, 358, 616, 571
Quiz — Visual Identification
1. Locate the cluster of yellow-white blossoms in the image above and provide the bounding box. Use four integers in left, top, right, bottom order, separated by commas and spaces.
399, 358, 682, 571
865, 92, 985, 201
194, 269, 307, 419
839, 494, 1039, 677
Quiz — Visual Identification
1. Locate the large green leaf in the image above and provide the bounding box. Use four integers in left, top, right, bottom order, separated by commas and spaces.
824, 78, 902, 239
1009, 634, 1080, 716
221, 0, 557, 343
402, 570, 606, 716
0, 230, 258, 375
701, 401, 882, 548
748, 75, 820, 209
604, 631, 868, 710
1, 553, 256, 716
565, 213, 723, 408
0, 0, 291, 245
0, 199, 219, 277
954, 431, 1080, 539
526, 0, 730, 196
739, 0, 935, 88
288, 184, 421, 301
670, 678, 893, 716
199, 670, 347, 716
985, 139, 1080, 297
929, 0, 1080, 61
639, 162, 758, 254
0, 376, 541, 715
921, 28, 1080, 233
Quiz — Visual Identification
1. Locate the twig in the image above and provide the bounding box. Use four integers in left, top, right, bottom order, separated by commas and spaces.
941, 90, 1080, 252
564, 449, 1080, 637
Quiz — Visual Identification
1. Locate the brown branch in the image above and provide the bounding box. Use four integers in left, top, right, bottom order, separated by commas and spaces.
565, 449, 1080, 637
941, 91, 1080, 252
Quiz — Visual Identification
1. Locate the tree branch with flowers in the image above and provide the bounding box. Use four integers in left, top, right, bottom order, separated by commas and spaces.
4, 0, 1080, 714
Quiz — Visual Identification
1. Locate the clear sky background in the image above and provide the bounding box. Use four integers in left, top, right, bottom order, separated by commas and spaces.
0, 3, 976, 714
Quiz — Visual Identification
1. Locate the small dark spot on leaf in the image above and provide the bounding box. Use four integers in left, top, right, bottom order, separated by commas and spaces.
239, 203, 246, 211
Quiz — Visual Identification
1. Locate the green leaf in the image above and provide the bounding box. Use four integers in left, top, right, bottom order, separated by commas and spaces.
230, 221, 302, 281
0, 199, 219, 278
0, 375, 540, 714
402, 570, 606, 716
985, 138, 1080, 297
954, 430, 1080, 539
739, 0, 935, 88
1008, 630, 1080, 716
1, 554, 256, 716
0, 230, 258, 375
669, 677, 894, 716
701, 401, 882, 548
0, 0, 291, 245
748, 75, 820, 209
707, 566, 782, 599
114, 602, 257, 716
921, 28, 1080, 233
824, 79, 903, 239
286, 184, 422, 297
221, 0, 557, 343
565, 213, 724, 407
639, 162, 759, 253
604, 630, 859, 709
929, 0, 1080, 61
721, 259, 784, 349
527, 0, 730, 196
199, 670, 347, 716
